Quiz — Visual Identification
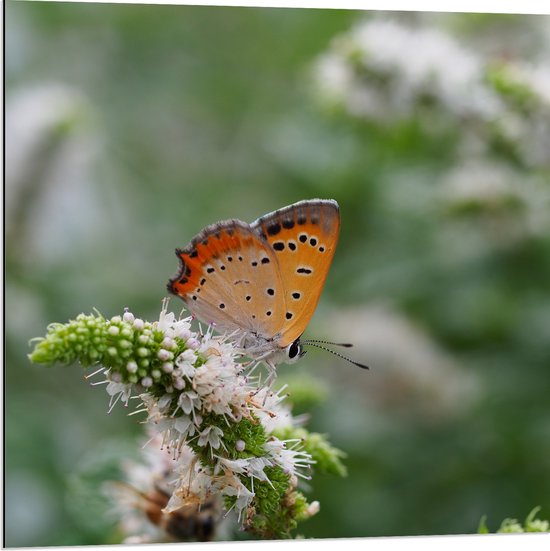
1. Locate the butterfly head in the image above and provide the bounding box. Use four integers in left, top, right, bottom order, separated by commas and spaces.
284, 337, 306, 364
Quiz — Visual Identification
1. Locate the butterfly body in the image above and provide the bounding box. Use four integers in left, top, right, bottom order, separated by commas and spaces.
167, 199, 340, 368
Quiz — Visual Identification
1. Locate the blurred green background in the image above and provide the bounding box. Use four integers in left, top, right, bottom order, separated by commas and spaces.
5, 2, 550, 546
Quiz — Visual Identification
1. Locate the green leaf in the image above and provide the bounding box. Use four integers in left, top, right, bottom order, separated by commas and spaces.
477, 515, 490, 534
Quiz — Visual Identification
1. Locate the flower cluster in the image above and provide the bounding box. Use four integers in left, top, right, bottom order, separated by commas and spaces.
29, 300, 344, 540
315, 19, 499, 123
311, 17, 550, 249
313, 17, 550, 171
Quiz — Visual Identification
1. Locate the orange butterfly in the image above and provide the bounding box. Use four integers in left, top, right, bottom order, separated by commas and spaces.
168, 199, 366, 376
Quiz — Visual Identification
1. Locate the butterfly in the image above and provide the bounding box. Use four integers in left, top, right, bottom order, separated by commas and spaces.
167, 199, 367, 378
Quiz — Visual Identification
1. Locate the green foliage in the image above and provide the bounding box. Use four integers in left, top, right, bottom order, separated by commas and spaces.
479, 507, 549, 534
245, 466, 294, 538
486, 63, 539, 111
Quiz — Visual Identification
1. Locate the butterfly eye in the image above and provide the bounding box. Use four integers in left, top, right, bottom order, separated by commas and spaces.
285, 338, 304, 364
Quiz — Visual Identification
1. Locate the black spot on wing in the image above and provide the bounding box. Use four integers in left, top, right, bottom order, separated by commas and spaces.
282, 218, 295, 229
267, 222, 281, 236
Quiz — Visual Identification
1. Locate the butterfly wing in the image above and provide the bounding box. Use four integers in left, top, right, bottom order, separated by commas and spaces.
251, 199, 340, 347
167, 220, 287, 339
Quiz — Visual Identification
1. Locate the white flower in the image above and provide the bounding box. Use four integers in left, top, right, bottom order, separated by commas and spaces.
173, 377, 185, 390
192, 352, 249, 417
126, 360, 138, 373
162, 362, 174, 373
176, 390, 200, 415
156, 297, 194, 342
157, 349, 172, 361
246, 457, 273, 485
315, 19, 501, 123
132, 318, 145, 330
105, 380, 133, 411
157, 393, 173, 413
306, 501, 320, 517
198, 426, 224, 449
122, 310, 135, 324
141, 376, 153, 388
186, 337, 199, 349
173, 415, 197, 438
175, 350, 197, 378
166, 470, 214, 512
253, 385, 293, 433
179, 348, 197, 363
264, 438, 314, 479
217, 457, 250, 475
220, 476, 255, 519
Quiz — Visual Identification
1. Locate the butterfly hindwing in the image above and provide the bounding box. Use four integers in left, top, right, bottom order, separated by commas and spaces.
251, 199, 340, 347
169, 199, 340, 355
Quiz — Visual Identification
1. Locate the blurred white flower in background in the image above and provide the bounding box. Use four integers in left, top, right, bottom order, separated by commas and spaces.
440, 159, 550, 247
318, 305, 481, 422
314, 18, 501, 122
6, 83, 101, 265
313, 16, 550, 173
106, 432, 226, 543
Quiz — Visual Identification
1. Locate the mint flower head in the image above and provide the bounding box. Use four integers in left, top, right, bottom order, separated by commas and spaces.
29, 299, 345, 540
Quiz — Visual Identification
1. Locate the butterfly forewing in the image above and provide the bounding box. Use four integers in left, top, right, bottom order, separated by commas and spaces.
168, 221, 286, 337
251, 199, 340, 347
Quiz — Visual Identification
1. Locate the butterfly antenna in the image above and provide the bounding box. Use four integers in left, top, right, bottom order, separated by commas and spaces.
302, 339, 354, 348
302, 342, 369, 370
